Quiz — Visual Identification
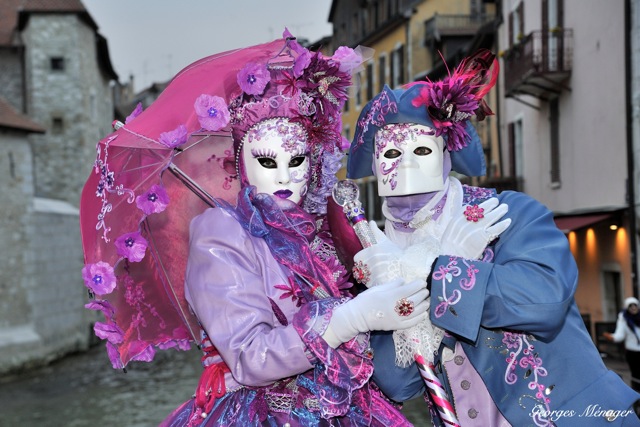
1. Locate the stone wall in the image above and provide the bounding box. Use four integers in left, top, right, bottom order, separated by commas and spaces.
0, 196, 91, 374
0, 11, 114, 373
0, 131, 34, 329
22, 14, 114, 206
0, 47, 25, 112
29, 199, 91, 360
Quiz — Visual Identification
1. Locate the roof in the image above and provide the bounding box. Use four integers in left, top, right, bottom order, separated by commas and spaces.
0, 0, 90, 46
0, 96, 45, 133
0, 0, 117, 80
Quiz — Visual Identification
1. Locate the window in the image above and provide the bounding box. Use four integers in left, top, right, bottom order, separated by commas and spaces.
366, 63, 374, 101
50, 57, 65, 71
602, 269, 622, 321
543, 0, 564, 71
352, 12, 359, 40
52, 117, 64, 134
356, 72, 363, 107
509, 2, 524, 46
373, 1, 379, 26
550, 98, 561, 186
391, 45, 404, 88
378, 55, 387, 92
508, 119, 524, 179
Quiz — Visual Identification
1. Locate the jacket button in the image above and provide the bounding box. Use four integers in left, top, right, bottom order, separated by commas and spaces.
461, 380, 471, 390
454, 355, 465, 365
604, 413, 618, 422
468, 408, 478, 419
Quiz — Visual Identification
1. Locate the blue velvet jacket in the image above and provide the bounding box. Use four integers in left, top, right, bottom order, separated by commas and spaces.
371, 188, 640, 426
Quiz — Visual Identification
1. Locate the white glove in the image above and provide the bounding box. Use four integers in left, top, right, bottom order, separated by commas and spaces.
440, 198, 511, 260
322, 279, 430, 348
352, 221, 403, 288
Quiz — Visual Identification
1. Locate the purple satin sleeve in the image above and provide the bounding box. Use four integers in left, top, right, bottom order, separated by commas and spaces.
185, 208, 314, 388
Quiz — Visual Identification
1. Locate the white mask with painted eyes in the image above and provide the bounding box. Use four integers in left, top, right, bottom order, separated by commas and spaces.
373, 123, 445, 196
241, 117, 310, 204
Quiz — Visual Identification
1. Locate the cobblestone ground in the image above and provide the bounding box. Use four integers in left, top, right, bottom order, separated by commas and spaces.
0, 344, 431, 426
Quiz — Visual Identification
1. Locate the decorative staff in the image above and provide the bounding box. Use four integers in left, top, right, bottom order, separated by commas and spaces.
332, 179, 461, 427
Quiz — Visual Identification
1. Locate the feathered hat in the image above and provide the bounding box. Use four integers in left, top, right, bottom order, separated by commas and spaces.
347, 49, 498, 179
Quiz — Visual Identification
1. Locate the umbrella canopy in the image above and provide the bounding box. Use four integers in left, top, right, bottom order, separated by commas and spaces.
80, 39, 287, 369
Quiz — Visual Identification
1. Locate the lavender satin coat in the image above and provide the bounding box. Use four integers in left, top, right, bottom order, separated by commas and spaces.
186, 207, 315, 388
162, 206, 410, 426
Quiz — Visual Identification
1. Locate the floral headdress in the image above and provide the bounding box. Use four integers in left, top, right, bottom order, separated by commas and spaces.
223, 30, 363, 214
348, 49, 498, 180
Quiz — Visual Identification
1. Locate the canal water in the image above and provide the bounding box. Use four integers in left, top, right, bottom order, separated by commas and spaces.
0, 344, 431, 426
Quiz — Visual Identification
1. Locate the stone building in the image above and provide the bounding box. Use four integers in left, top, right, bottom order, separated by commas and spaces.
0, 0, 117, 373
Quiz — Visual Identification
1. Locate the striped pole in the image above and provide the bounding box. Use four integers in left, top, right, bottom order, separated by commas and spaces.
332, 180, 460, 425
414, 353, 460, 427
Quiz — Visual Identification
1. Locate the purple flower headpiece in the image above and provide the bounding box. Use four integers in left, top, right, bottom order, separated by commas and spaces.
228, 30, 364, 214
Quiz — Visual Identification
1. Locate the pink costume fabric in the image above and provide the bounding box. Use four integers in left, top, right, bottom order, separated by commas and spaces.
161, 190, 410, 426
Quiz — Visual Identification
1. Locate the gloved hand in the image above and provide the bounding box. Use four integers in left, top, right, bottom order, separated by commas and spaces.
440, 198, 511, 260
322, 278, 430, 348
352, 221, 404, 287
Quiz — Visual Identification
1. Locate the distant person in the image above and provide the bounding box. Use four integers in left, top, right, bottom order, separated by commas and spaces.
604, 297, 640, 393
345, 50, 640, 426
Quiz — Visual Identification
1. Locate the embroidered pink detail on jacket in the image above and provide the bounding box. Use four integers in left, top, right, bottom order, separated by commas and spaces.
501, 332, 553, 426
432, 258, 478, 318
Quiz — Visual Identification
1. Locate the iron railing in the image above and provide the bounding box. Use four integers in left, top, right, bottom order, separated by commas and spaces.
503, 28, 573, 96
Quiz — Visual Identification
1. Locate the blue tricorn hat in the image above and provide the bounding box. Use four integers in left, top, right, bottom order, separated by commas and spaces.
347, 85, 486, 179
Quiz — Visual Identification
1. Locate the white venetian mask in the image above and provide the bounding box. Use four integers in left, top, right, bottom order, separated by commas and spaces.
241, 117, 310, 204
373, 123, 445, 196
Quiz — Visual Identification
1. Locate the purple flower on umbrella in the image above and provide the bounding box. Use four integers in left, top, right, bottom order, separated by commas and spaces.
94, 320, 124, 344
159, 124, 188, 148
84, 299, 115, 318
135, 184, 169, 215
106, 341, 124, 369
158, 337, 191, 351
82, 261, 117, 295
125, 102, 143, 124
130, 344, 156, 362
194, 94, 230, 131
115, 231, 148, 262
237, 62, 270, 95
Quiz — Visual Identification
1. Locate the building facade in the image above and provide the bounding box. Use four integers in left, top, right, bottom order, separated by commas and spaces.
329, 0, 636, 338
0, 0, 117, 373
499, 0, 632, 329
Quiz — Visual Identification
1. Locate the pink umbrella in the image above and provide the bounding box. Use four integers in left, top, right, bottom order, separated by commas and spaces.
80, 39, 289, 369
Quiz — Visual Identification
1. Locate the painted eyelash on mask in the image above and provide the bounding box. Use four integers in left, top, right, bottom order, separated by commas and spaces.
289, 150, 308, 159
251, 148, 278, 159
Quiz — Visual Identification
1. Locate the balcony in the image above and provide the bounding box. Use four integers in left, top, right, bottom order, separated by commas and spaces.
425, 14, 495, 41
503, 28, 573, 100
